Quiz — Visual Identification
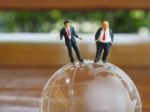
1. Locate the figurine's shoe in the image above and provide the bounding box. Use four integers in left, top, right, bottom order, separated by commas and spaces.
72, 62, 76, 66
94, 59, 99, 63
71, 60, 74, 63
102, 60, 107, 63
79, 59, 84, 63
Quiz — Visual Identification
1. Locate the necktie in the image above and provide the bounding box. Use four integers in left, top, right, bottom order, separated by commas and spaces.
67, 28, 71, 37
102, 30, 106, 41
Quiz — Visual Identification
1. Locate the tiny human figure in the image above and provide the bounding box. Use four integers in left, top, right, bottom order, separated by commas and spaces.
60, 20, 84, 63
94, 20, 114, 63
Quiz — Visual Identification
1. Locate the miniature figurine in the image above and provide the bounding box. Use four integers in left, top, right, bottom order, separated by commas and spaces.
94, 20, 114, 63
60, 20, 83, 63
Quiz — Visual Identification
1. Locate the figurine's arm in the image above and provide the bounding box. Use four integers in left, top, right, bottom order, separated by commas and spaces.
95, 28, 100, 41
110, 29, 114, 42
60, 29, 64, 40
72, 27, 79, 38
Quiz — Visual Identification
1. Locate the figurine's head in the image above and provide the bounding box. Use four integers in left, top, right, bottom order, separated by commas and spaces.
64, 20, 70, 28
102, 21, 109, 30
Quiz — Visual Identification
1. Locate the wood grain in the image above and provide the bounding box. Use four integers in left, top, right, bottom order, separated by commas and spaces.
0, 42, 149, 68
0, 0, 150, 10
0, 67, 149, 112
0, 42, 149, 111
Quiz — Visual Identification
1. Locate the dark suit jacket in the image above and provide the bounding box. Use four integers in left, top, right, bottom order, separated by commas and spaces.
95, 27, 114, 42
60, 26, 79, 46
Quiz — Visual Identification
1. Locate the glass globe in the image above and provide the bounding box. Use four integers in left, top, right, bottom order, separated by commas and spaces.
40, 60, 142, 112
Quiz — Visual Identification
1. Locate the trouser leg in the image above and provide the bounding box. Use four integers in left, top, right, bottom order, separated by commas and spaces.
102, 43, 111, 63
72, 43, 82, 61
66, 45, 74, 63
94, 42, 102, 62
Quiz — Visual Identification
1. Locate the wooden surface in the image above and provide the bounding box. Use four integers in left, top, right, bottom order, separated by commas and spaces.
0, 67, 149, 112
0, 0, 150, 10
0, 42, 149, 68
0, 42, 149, 111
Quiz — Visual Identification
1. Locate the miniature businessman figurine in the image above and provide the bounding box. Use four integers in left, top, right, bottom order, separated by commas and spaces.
60, 20, 83, 63
94, 21, 114, 63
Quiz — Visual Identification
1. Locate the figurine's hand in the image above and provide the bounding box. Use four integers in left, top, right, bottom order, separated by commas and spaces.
79, 37, 83, 40
56, 37, 61, 40
95, 40, 98, 43
110, 42, 113, 46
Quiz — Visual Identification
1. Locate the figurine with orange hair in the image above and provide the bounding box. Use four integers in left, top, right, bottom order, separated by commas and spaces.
94, 21, 114, 63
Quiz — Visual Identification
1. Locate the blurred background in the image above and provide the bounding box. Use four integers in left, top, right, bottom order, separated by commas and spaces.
0, 0, 150, 112
0, 10, 150, 33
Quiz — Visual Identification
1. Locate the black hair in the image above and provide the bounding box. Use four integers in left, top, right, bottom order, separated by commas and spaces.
64, 20, 70, 25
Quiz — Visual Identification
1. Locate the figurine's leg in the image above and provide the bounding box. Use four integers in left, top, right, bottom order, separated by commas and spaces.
66, 45, 74, 63
102, 43, 110, 63
72, 43, 83, 62
94, 43, 102, 62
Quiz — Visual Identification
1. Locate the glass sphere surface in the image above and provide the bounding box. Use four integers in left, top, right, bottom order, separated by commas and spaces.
40, 60, 142, 112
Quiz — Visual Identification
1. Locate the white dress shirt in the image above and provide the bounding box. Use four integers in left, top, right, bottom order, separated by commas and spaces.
66, 27, 71, 39
98, 29, 111, 43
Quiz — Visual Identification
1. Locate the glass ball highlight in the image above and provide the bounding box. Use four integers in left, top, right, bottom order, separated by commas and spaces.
40, 61, 142, 112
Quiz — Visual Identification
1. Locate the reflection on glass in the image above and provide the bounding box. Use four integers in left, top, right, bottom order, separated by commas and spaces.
40, 60, 142, 112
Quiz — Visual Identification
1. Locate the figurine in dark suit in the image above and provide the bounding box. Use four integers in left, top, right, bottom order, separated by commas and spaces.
94, 21, 114, 63
60, 20, 83, 63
